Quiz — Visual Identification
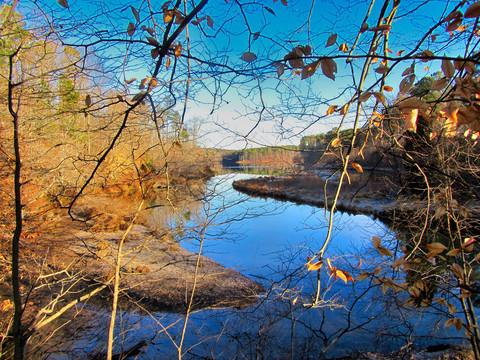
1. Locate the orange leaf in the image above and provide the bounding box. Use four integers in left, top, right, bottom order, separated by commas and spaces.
174, 42, 182, 58
383, 85, 393, 92
351, 162, 364, 173
307, 260, 323, 271
338, 43, 349, 52
326, 105, 338, 115
403, 108, 419, 132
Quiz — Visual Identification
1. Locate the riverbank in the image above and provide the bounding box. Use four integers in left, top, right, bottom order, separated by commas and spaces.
232, 174, 400, 221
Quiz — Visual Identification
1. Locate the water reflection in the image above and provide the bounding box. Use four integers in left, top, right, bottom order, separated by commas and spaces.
63, 172, 462, 359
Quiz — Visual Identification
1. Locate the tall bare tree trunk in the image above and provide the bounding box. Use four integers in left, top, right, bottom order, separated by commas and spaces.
8, 47, 25, 360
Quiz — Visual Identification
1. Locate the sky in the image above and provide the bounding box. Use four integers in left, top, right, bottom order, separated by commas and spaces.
18, 0, 470, 150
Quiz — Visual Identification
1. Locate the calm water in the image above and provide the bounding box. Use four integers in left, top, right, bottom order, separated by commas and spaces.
70, 173, 461, 359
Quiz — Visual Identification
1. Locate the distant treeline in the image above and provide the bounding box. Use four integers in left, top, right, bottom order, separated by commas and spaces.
299, 127, 367, 150
220, 127, 385, 170
222, 145, 299, 167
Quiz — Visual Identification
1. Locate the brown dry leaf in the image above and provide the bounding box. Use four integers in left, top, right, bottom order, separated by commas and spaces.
146, 36, 160, 47
402, 64, 415, 76
299, 45, 312, 56
372, 236, 381, 249
289, 57, 304, 69
326, 105, 338, 115
265, 6, 275, 15
326, 33, 337, 47
207, 15, 214, 28
392, 257, 406, 268
301, 60, 320, 80
446, 18, 463, 32
378, 246, 394, 257
426, 242, 447, 253
434, 298, 448, 306
351, 162, 364, 173
281, 0, 288, 5
145, 27, 155, 36
397, 49, 405, 56
454, 318, 463, 332
174, 42, 182, 58
443, 10, 462, 23
465, 1, 480, 18
444, 318, 456, 328
339, 103, 349, 115
166, 57, 171, 69
151, 48, 159, 59
399, 74, 415, 93
356, 273, 369, 281
321, 58, 337, 80
131, 6, 140, 23
358, 91, 372, 102
277, 64, 285, 77
127, 22, 136, 37
369, 24, 392, 32
375, 65, 389, 74
431, 77, 449, 91
125, 78, 136, 84
338, 43, 349, 52
175, 14, 185, 24
451, 263, 464, 280
373, 92, 386, 105
442, 59, 455, 78
241, 52, 257, 62
383, 85, 393, 92
417, 49, 434, 62
253, 31, 260, 41
57, 0, 69, 8
447, 248, 462, 256
465, 61, 477, 73
85, 94, 91, 107
139, 78, 149, 90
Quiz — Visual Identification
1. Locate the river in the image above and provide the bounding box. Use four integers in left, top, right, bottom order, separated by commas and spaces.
69, 173, 461, 359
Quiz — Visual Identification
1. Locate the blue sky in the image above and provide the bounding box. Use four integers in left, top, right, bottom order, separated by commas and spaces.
17, 0, 472, 149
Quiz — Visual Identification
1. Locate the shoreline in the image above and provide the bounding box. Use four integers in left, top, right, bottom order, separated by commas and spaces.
232, 175, 401, 221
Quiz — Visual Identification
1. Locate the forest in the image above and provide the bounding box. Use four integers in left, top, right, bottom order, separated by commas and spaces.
1, 0, 480, 359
